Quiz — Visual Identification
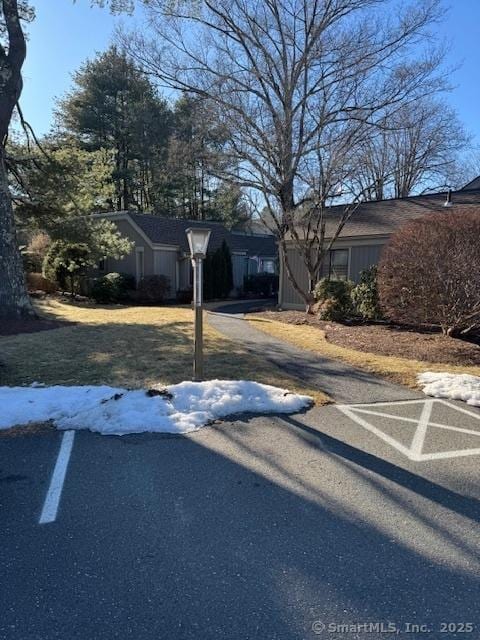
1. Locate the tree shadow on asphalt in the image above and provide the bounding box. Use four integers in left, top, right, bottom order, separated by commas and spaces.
2, 420, 480, 640
209, 312, 417, 402
280, 414, 480, 524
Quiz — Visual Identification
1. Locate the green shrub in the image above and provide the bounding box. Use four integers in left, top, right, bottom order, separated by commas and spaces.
243, 273, 279, 297
136, 275, 171, 304
42, 240, 91, 295
351, 266, 381, 320
91, 272, 135, 303
313, 278, 353, 320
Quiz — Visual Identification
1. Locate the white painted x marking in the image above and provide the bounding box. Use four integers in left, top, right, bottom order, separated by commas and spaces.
336, 399, 480, 462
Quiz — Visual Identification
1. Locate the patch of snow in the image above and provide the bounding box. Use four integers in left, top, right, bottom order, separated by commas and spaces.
417, 372, 480, 406
0, 380, 312, 435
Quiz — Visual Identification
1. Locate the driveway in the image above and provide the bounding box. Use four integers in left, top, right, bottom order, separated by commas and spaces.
207, 309, 420, 404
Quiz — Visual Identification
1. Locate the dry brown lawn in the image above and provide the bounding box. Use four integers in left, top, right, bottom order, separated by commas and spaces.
248, 312, 480, 389
0, 299, 327, 404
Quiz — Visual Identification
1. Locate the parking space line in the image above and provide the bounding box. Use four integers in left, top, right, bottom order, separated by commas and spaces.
336, 405, 413, 459
39, 431, 75, 525
344, 407, 480, 437
337, 399, 480, 462
410, 400, 433, 458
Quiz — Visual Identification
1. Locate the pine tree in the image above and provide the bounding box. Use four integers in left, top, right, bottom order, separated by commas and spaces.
56, 46, 171, 212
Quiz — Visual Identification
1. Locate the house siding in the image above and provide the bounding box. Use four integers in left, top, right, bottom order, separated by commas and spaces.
232, 254, 247, 289
280, 247, 309, 309
350, 243, 385, 282
153, 250, 178, 295
178, 259, 191, 290
106, 219, 155, 277
280, 238, 389, 309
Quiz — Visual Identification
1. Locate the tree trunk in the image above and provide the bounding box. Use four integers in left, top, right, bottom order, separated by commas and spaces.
0, 151, 35, 319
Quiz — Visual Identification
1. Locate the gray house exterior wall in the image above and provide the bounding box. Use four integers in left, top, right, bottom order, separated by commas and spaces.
106, 219, 155, 277
278, 184, 480, 310
102, 216, 181, 297
97, 212, 277, 299
232, 254, 247, 290
279, 237, 388, 310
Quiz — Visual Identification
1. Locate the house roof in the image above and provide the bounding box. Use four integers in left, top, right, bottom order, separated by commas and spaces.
296, 188, 480, 240
461, 176, 480, 191
117, 212, 277, 257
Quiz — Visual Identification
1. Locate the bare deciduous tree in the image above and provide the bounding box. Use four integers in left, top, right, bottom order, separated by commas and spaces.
125, 0, 446, 309
378, 211, 480, 337
352, 98, 469, 200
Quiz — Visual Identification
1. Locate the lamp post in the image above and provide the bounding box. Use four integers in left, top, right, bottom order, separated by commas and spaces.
186, 227, 211, 381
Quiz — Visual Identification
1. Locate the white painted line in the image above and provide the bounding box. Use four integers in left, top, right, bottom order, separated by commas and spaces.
336, 405, 414, 459
439, 399, 480, 419
350, 407, 422, 424
417, 447, 480, 462
337, 399, 427, 409
410, 400, 433, 458
337, 399, 480, 462
428, 422, 480, 438
39, 430, 75, 525
347, 407, 480, 437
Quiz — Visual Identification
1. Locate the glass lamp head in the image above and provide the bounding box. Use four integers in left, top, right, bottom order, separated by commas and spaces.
186, 227, 211, 259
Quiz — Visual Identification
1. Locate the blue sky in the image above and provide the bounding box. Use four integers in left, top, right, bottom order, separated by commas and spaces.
20, 0, 480, 146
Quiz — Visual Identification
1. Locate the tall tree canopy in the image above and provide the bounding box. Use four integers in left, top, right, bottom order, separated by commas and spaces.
125, 0, 449, 309
56, 46, 171, 211
352, 97, 469, 200
9, 141, 115, 229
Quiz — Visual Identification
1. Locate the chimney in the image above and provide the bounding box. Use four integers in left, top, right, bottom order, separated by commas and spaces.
444, 189, 453, 207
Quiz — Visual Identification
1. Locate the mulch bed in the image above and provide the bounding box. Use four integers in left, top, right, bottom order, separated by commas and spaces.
255, 310, 480, 366
0, 317, 72, 337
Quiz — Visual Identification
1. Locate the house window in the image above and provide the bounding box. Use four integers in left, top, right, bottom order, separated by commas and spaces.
326, 249, 349, 280
260, 259, 275, 274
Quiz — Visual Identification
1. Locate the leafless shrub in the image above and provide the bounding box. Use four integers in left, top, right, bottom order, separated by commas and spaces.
378, 211, 480, 337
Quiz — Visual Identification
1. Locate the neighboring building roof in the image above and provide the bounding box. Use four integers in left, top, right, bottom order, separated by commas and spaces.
106, 212, 277, 257
231, 219, 274, 236
229, 233, 277, 257
294, 188, 480, 240
461, 176, 480, 191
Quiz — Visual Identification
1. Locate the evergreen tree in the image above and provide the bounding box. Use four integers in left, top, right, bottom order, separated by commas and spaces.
56, 46, 171, 211
203, 240, 234, 299
9, 141, 115, 231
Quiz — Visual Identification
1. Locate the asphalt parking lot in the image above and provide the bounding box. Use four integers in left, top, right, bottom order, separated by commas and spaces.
1, 398, 479, 640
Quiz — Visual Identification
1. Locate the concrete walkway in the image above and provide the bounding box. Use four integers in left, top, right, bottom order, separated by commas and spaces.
208, 307, 422, 404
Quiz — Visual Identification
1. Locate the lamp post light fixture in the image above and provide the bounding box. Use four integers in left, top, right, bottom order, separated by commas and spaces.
186, 227, 211, 381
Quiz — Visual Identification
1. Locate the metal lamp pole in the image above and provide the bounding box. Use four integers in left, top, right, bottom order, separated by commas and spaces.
186, 228, 211, 382
192, 254, 204, 381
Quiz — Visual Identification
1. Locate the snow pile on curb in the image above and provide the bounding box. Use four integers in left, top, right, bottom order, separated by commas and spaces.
417, 372, 480, 406
0, 380, 313, 435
